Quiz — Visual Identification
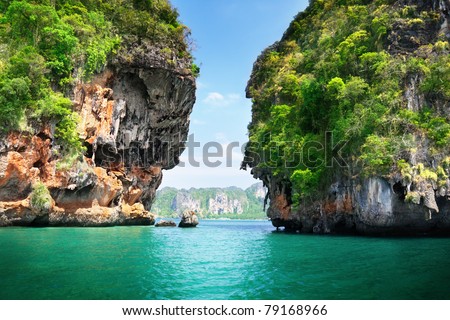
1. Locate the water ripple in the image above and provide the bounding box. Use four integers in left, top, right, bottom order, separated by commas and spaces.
0, 221, 449, 299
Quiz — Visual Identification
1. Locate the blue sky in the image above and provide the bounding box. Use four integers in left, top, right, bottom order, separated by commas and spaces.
161, 0, 309, 189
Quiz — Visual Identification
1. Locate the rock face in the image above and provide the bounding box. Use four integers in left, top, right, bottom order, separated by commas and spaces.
171, 191, 202, 213
243, 0, 450, 235
178, 210, 199, 228
266, 177, 450, 235
208, 193, 243, 215
0, 41, 196, 227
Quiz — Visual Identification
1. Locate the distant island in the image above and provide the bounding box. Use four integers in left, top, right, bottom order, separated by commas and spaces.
152, 183, 268, 220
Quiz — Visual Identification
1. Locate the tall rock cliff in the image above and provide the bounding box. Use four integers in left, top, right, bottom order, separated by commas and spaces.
243, 0, 450, 234
0, 1, 196, 226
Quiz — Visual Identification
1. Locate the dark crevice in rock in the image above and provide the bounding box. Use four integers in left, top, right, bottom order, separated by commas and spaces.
36, 132, 52, 141
393, 182, 407, 201
84, 142, 94, 159
30, 214, 50, 227
33, 159, 44, 169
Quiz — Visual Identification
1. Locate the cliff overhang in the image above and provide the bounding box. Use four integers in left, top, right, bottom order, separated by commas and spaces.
0, 41, 196, 227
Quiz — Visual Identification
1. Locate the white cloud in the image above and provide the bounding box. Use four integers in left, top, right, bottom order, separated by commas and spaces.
203, 92, 225, 106
202, 92, 241, 107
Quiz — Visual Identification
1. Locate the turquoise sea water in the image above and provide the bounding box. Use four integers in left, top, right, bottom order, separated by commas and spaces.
0, 220, 449, 300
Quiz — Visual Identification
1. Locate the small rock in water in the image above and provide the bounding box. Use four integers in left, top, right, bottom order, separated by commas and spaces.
155, 220, 176, 227
178, 211, 199, 228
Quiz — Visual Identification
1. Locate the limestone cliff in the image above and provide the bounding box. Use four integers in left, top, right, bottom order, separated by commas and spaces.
0, 4, 196, 226
243, 0, 450, 235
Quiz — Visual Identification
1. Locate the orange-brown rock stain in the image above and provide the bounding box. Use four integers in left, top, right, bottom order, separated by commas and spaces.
124, 186, 143, 205
323, 193, 353, 215
92, 167, 123, 207
76, 82, 115, 146
272, 193, 291, 220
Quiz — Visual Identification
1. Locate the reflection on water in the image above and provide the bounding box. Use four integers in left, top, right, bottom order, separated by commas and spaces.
0, 221, 449, 299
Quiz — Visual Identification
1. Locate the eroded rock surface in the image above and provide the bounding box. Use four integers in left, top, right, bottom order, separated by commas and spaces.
0, 43, 196, 227
243, 0, 450, 235
178, 210, 199, 228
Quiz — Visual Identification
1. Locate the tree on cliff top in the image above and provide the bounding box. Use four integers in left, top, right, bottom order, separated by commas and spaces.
244, 0, 450, 207
0, 0, 194, 158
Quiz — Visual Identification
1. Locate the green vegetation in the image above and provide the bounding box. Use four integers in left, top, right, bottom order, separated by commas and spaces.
245, 0, 450, 207
191, 63, 200, 78
152, 187, 178, 217
0, 0, 194, 160
29, 182, 53, 213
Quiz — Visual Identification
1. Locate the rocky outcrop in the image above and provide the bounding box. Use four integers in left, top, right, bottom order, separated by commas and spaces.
267, 177, 450, 235
0, 41, 196, 227
178, 210, 199, 228
155, 219, 176, 227
243, 0, 450, 235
